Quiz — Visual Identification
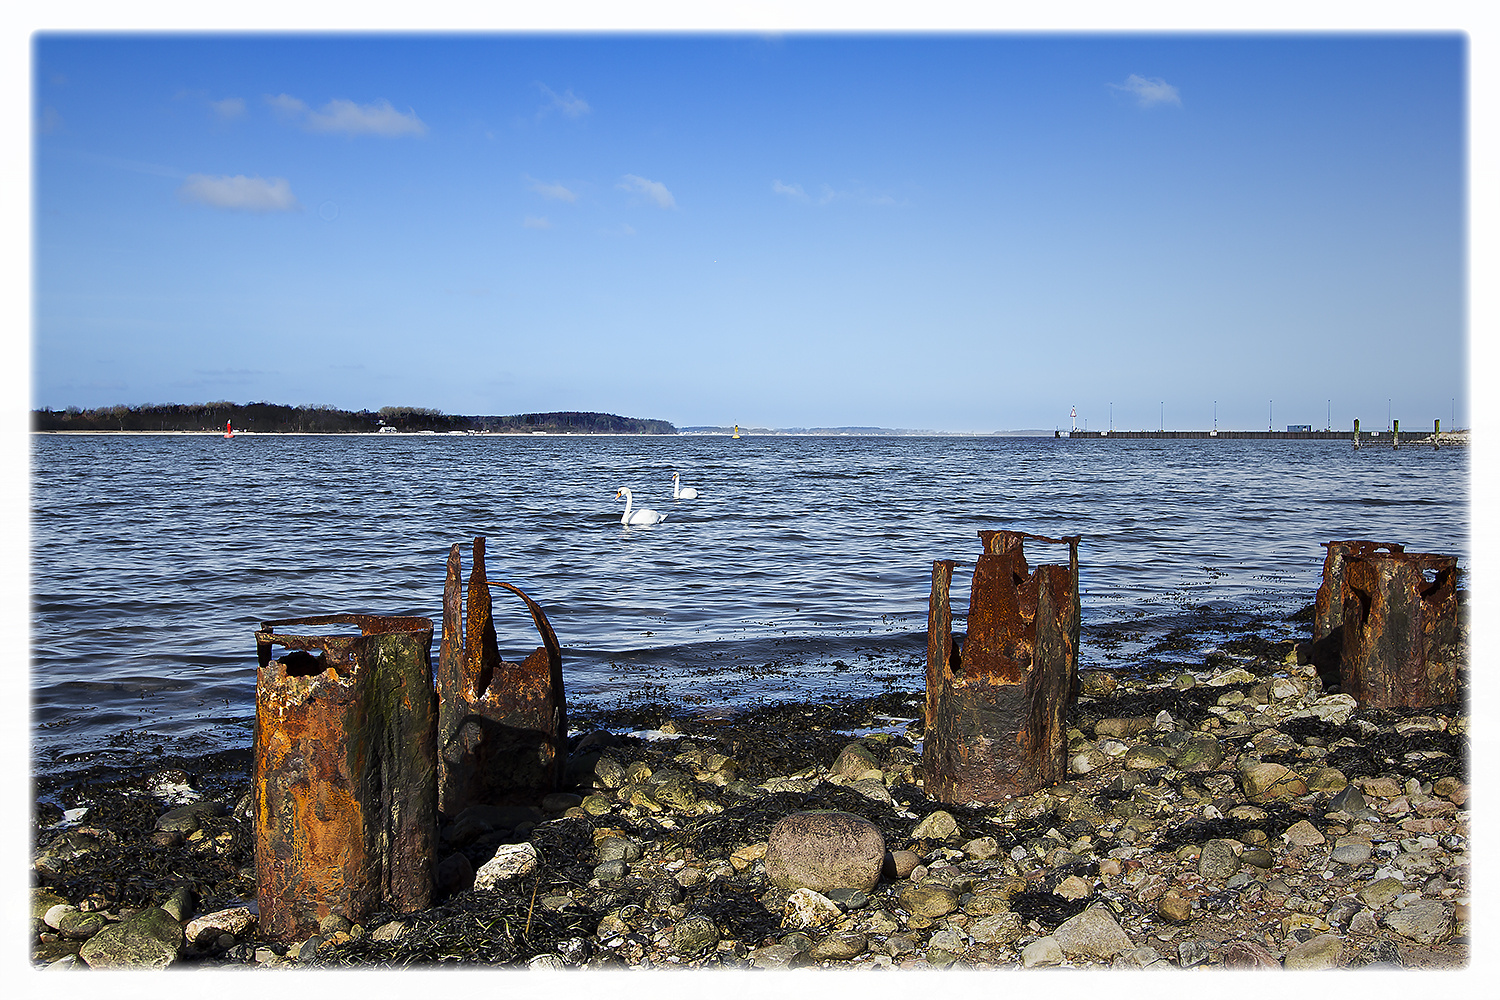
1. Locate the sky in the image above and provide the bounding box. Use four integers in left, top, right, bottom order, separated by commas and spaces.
26, 27, 1474, 433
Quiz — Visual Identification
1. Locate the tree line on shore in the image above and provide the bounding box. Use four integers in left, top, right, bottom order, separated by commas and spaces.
31, 403, 677, 435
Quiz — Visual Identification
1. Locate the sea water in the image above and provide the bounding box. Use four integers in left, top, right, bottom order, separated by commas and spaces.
29, 433, 1468, 777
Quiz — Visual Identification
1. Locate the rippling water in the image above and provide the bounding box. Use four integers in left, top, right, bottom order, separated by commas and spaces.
30, 433, 1468, 777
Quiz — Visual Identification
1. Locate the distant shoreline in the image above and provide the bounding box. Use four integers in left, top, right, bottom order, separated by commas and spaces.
32, 428, 1470, 442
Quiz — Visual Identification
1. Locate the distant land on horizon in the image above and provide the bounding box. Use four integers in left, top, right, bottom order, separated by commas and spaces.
36, 403, 1454, 440
30, 401, 1048, 436
31, 402, 673, 435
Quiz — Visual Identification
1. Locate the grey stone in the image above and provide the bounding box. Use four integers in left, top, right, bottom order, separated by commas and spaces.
649, 772, 701, 811
1328, 783, 1369, 814
78, 906, 182, 969
808, 930, 868, 961
849, 777, 894, 804
1052, 903, 1133, 960
568, 750, 627, 790
1095, 717, 1154, 739
1283, 819, 1326, 846
1113, 946, 1167, 968
185, 906, 256, 947
42, 903, 76, 930
1284, 933, 1342, 969
1384, 900, 1454, 945
749, 944, 798, 968
162, 886, 197, 923
884, 933, 919, 957
1177, 937, 1217, 968
765, 811, 886, 893
831, 742, 881, 780
597, 836, 644, 863
968, 911, 1025, 945
1125, 745, 1171, 769
824, 887, 869, 910
911, 809, 959, 841
1022, 936, 1065, 967
898, 883, 960, 918
473, 842, 540, 889
1306, 767, 1348, 793
671, 914, 720, 955
34, 829, 109, 875
1240, 761, 1307, 803
925, 928, 966, 966
1171, 736, 1224, 772
1331, 838, 1373, 866
781, 888, 843, 930
57, 910, 109, 939
154, 800, 224, 835
1199, 839, 1241, 881
369, 920, 408, 943
1350, 939, 1404, 967
1360, 877, 1404, 908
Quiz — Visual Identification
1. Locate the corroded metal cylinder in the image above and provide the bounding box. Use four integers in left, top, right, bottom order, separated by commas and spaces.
253, 614, 437, 943
1340, 551, 1460, 709
437, 537, 567, 816
1315, 540, 1405, 639
922, 531, 1080, 804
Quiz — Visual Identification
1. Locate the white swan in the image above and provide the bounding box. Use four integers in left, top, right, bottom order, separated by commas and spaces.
616, 487, 667, 525
672, 472, 700, 500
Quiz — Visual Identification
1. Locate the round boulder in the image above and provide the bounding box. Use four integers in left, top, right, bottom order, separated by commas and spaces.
765, 811, 886, 894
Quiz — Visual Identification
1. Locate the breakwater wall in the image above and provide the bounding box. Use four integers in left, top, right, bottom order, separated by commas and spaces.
1063, 429, 1464, 443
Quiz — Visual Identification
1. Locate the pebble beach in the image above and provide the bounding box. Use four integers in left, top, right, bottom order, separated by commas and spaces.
30, 600, 1470, 973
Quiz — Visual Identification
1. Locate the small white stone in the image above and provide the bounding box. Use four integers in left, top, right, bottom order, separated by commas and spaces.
473, 842, 540, 889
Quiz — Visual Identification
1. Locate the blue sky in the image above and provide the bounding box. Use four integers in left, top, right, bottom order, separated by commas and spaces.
30, 31, 1469, 432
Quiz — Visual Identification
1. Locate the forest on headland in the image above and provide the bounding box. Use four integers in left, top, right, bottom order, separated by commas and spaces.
31, 402, 677, 435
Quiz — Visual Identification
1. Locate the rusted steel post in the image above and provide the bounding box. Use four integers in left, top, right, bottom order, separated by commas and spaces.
253, 614, 438, 943
1340, 550, 1460, 709
437, 537, 567, 816
922, 530, 1081, 804
1309, 540, 1405, 683
1315, 541, 1405, 641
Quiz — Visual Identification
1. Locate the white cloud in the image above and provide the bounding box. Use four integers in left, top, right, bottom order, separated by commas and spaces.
537, 83, 590, 119
266, 93, 308, 117
618, 174, 676, 209
305, 98, 427, 136
523, 215, 552, 229
526, 176, 578, 202
179, 174, 299, 212
265, 94, 427, 136
772, 180, 807, 201
1109, 74, 1182, 108
210, 97, 246, 120
775, 180, 899, 208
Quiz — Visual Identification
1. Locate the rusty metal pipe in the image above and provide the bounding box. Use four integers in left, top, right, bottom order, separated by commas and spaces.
1340, 550, 1460, 709
252, 613, 437, 942
436, 537, 567, 816
922, 531, 1081, 804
